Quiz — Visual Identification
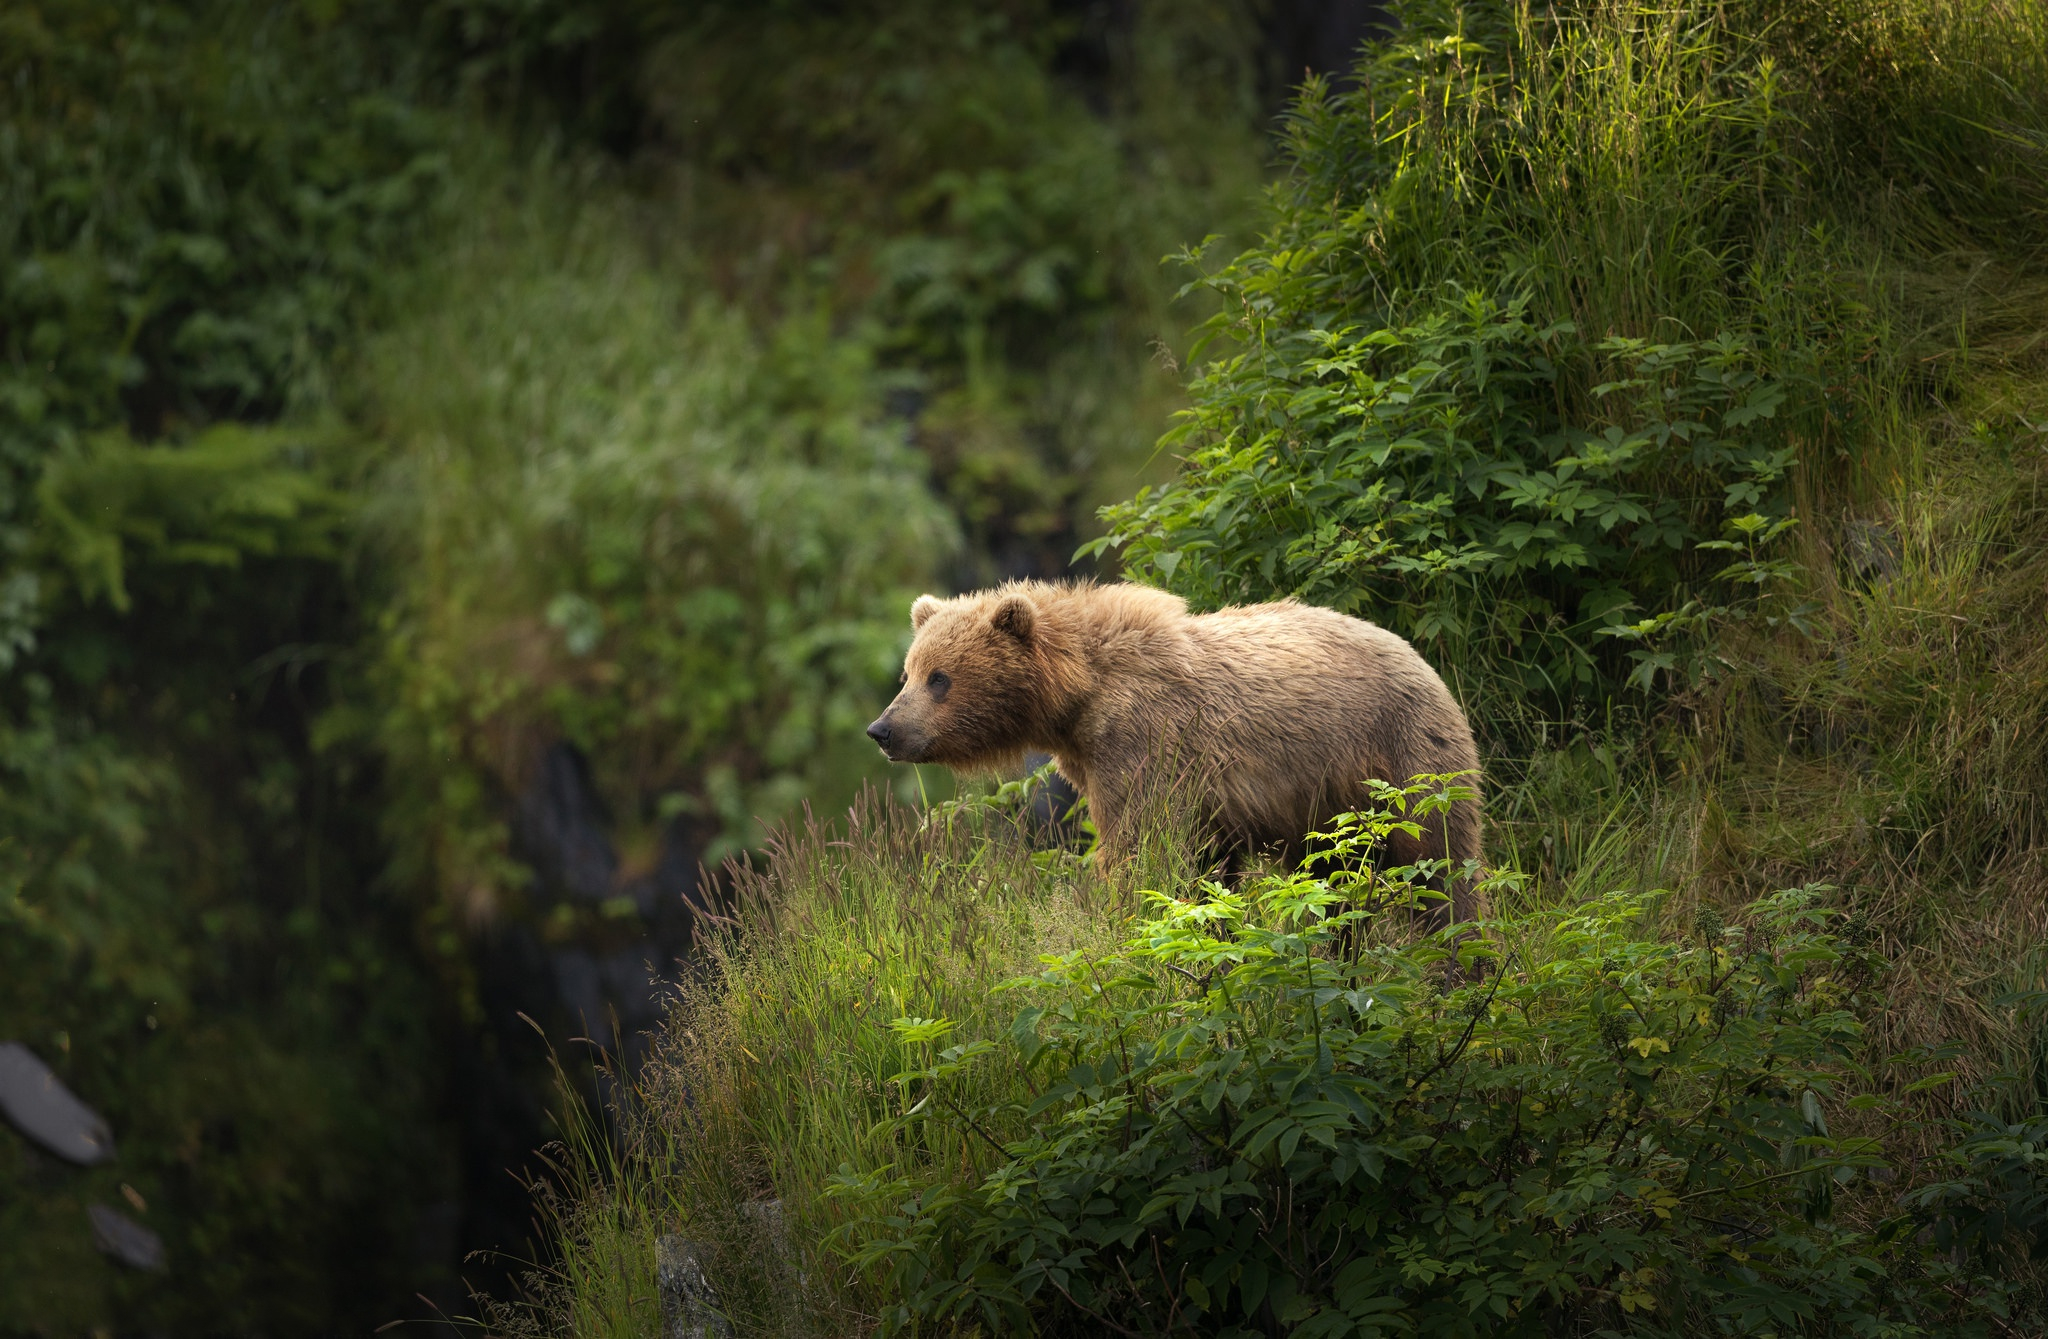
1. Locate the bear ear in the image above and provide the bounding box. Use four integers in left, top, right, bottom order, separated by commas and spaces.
989, 592, 1036, 642
911, 595, 944, 631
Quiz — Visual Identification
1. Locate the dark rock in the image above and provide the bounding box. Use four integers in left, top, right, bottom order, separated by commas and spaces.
514, 740, 700, 918
1268, 0, 1394, 86
88, 1203, 166, 1271
740, 1197, 789, 1257
620, 818, 701, 920
1843, 516, 1901, 582
458, 742, 704, 1270
0, 1042, 115, 1165
548, 944, 674, 1041
600, 944, 671, 1035
456, 922, 560, 1262
513, 742, 619, 903
740, 1197, 807, 1292
548, 947, 607, 1040
655, 1235, 732, 1339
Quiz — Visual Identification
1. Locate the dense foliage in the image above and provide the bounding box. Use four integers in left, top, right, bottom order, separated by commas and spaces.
0, 2, 459, 1327
0, 0, 1278, 1327
501, 3, 2048, 1337
619, 0, 1268, 582
1092, 0, 2041, 726
342, 2, 1275, 1202
834, 787, 2041, 1335
520, 778, 2048, 1337
359, 189, 955, 901
1102, 302, 1808, 702
7, 0, 2047, 1331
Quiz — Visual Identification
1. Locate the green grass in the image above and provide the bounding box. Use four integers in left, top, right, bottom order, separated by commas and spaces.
494, 722, 2048, 1333
480, 793, 1134, 1335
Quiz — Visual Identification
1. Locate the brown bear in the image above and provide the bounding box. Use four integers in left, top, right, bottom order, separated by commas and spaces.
865, 580, 1484, 922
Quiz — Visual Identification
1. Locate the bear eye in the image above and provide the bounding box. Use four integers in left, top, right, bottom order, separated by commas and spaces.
926, 669, 951, 701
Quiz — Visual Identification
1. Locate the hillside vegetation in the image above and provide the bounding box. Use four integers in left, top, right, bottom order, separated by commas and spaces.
4, 0, 2045, 1332
506, 1, 2048, 1335
0, 0, 1272, 1329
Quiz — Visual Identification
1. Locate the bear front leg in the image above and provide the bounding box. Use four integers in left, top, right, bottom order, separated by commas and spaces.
1080, 774, 1132, 869
1386, 802, 1477, 933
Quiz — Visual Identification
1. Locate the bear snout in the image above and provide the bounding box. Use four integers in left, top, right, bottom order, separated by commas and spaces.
867, 712, 926, 762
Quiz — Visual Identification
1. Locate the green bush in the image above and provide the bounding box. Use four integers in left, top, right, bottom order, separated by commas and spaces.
828, 782, 2044, 1336
1088, 0, 1887, 722
34, 421, 348, 612
625, 0, 1269, 582
356, 174, 958, 915
1099, 298, 1808, 700
0, 0, 445, 498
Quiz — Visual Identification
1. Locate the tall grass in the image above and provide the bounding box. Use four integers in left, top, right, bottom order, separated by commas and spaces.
480, 792, 1131, 1333
503, 768, 2048, 1334
1268, 0, 2048, 1133
494, 767, 1744, 1333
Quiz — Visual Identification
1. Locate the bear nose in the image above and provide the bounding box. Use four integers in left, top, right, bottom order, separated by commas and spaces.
866, 717, 892, 747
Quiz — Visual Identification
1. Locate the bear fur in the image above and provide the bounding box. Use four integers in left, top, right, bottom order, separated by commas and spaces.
866, 580, 1484, 921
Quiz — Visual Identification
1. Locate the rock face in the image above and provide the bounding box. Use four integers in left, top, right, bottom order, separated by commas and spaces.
457, 740, 706, 1268
88, 1203, 167, 1271
0, 1042, 115, 1165
503, 741, 702, 1059
655, 1235, 733, 1339
513, 743, 622, 904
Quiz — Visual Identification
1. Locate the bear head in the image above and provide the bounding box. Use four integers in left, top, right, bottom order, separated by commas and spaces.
866, 585, 1086, 771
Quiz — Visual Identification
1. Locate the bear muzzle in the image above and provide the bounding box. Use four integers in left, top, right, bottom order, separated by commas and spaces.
865, 712, 928, 763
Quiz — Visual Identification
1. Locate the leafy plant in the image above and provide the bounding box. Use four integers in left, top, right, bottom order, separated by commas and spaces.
622, 0, 1270, 585
0, 0, 447, 530
829, 780, 2043, 1336
34, 423, 348, 612
1088, 0, 1884, 727
0, 2, 462, 1328
1095, 294, 1808, 702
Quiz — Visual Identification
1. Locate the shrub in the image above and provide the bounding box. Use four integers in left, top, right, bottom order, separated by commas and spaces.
1098, 297, 1810, 701
1087, 0, 1884, 724
357, 175, 958, 911
829, 781, 2045, 1336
